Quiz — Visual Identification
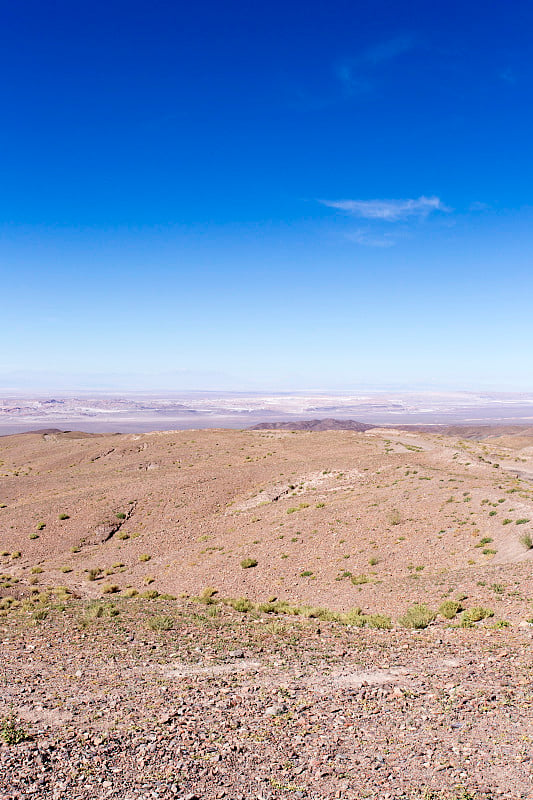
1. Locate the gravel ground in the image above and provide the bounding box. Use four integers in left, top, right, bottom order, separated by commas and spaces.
1, 598, 532, 800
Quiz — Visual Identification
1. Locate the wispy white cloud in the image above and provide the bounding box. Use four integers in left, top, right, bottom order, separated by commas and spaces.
336, 34, 416, 95
363, 35, 416, 65
319, 195, 451, 221
345, 229, 396, 248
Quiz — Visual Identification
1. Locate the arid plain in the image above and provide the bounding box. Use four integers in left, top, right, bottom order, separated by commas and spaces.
1, 424, 532, 799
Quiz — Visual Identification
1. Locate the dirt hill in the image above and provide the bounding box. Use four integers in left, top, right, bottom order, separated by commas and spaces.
1, 425, 532, 623
250, 418, 375, 432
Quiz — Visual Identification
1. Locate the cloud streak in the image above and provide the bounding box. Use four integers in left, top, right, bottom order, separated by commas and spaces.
335, 34, 416, 95
345, 229, 396, 247
320, 195, 451, 221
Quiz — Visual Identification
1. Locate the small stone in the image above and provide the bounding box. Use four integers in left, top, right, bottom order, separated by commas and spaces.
265, 704, 286, 716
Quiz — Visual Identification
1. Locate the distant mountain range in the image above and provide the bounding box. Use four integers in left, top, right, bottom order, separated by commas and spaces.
250, 418, 375, 432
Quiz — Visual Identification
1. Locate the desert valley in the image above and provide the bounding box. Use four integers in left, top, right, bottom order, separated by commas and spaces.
0, 423, 532, 799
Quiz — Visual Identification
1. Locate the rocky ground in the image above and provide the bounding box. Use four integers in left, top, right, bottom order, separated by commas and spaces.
1, 426, 533, 799
0, 426, 533, 624
0, 597, 532, 800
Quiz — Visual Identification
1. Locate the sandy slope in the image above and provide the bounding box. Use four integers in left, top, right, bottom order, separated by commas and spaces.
1, 427, 532, 624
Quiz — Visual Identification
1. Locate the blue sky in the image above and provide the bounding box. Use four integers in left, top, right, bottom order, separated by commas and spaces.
1, 0, 533, 391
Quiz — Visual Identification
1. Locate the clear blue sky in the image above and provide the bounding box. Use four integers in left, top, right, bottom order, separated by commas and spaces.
2, 0, 533, 391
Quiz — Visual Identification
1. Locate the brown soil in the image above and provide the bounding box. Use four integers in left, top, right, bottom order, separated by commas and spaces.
1, 427, 533, 798
1, 427, 532, 620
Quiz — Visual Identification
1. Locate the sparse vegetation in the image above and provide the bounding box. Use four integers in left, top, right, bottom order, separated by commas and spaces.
461, 606, 494, 625
240, 558, 257, 569
399, 604, 435, 629
1, 715, 28, 745
438, 600, 462, 619
520, 532, 533, 550
147, 614, 174, 630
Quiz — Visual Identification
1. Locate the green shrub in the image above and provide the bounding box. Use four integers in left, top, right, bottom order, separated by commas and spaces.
461, 606, 494, 624
351, 574, 370, 585
438, 600, 462, 619
227, 597, 253, 612
195, 586, 218, 604
365, 613, 392, 629
520, 533, 533, 550
87, 568, 102, 581
147, 615, 174, 631
240, 558, 257, 569
1, 715, 28, 745
399, 604, 435, 629
58, 514, 70, 520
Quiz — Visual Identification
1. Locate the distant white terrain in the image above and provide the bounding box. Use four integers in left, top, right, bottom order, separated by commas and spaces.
1, 391, 533, 434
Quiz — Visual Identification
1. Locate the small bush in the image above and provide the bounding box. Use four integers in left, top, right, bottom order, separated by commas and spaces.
516, 518, 530, 525
58, 514, 70, 520
122, 588, 138, 598
147, 615, 174, 631
139, 589, 159, 599
351, 574, 370, 585
300, 570, 313, 577
366, 613, 392, 629
227, 597, 253, 612
462, 606, 494, 624
102, 583, 120, 594
36, 523, 46, 530
520, 533, 533, 550
368, 556, 379, 566
1, 715, 28, 745
388, 510, 401, 526
438, 600, 462, 619
399, 604, 435, 629
196, 586, 218, 604
87, 568, 102, 581
139, 554, 151, 562
116, 513, 127, 520
30, 567, 43, 574
240, 558, 257, 569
